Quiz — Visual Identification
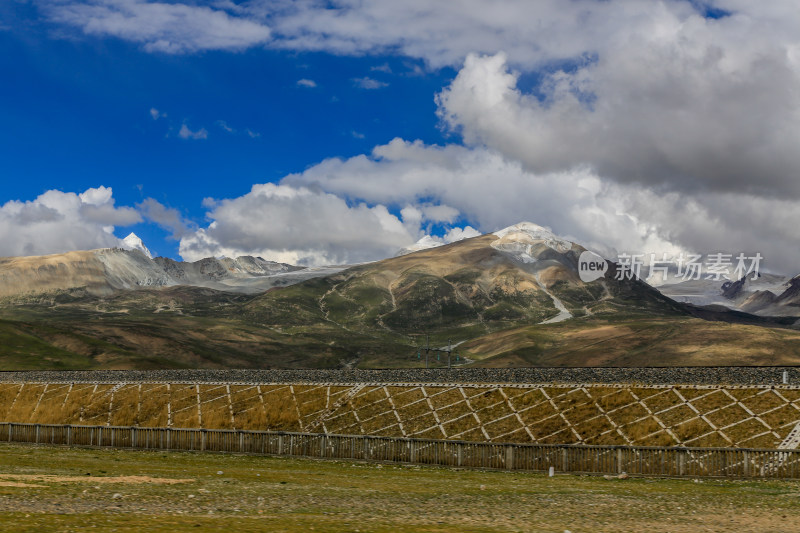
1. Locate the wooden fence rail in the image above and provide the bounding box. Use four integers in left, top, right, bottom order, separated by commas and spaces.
2, 422, 799, 479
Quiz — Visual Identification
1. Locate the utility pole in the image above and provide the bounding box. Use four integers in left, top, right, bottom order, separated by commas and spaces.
447, 339, 451, 369
416, 335, 459, 369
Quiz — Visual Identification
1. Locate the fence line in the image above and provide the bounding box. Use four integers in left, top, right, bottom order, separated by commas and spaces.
2, 422, 799, 479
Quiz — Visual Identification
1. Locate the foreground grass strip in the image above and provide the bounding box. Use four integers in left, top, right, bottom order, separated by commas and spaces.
1, 444, 800, 532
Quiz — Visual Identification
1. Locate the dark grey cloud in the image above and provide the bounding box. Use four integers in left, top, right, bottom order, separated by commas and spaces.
138, 198, 194, 239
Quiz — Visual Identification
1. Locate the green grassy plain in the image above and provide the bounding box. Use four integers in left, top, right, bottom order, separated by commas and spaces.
1, 443, 800, 532
4, 305, 800, 371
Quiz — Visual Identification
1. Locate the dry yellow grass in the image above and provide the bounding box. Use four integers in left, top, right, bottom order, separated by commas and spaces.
137, 384, 169, 427
169, 384, 200, 428
30, 384, 71, 424
259, 386, 303, 431
107, 386, 140, 427
2, 382, 800, 448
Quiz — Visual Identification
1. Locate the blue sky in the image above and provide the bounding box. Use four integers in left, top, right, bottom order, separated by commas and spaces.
1, 2, 457, 258
2, 1, 800, 273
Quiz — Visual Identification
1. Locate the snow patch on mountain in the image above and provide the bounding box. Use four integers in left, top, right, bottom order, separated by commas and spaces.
491, 222, 574, 258
121, 233, 153, 259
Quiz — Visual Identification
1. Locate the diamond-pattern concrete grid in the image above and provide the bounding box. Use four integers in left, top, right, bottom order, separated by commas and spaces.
2, 382, 800, 449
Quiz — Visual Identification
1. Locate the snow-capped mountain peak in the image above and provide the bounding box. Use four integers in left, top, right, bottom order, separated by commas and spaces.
121, 232, 153, 259
493, 221, 551, 238
492, 222, 574, 255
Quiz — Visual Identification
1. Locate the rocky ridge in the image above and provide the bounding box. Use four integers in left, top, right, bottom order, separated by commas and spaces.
0, 247, 321, 298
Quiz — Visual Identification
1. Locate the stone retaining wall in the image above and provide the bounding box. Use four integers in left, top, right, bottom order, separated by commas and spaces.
1, 367, 798, 385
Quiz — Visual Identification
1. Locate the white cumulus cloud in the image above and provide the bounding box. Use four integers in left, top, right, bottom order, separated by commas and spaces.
0, 186, 141, 257
283, 137, 800, 274
42, 0, 272, 54
444, 226, 481, 243
178, 183, 420, 265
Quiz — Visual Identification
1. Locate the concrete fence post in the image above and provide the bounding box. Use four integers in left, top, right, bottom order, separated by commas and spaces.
743, 451, 750, 477
8, 422, 800, 481
678, 449, 687, 476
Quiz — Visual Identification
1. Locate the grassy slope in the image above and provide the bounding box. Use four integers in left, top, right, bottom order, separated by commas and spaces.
0, 311, 412, 371
3, 299, 800, 369
0, 284, 423, 370
0, 320, 97, 370
0, 444, 799, 532
0, 235, 798, 369
462, 315, 800, 367
238, 236, 700, 368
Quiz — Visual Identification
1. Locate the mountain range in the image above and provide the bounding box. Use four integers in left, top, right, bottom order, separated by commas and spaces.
2, 223, 800, 370
658, 272, 800, 317
0, 241, 341, 298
